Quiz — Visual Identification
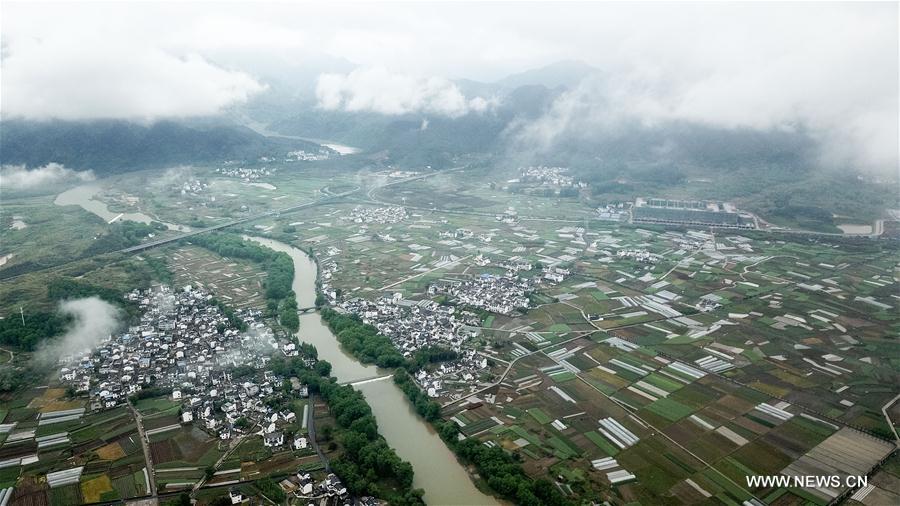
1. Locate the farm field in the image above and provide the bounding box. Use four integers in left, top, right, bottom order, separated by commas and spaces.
276, 183, 898, 505
150, 245, 268, 310
0, 155, 897, 506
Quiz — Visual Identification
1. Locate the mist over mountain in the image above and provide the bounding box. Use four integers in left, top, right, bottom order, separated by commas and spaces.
0, 120, 325, 174
238, 62, 826, 176
1, 59, 881, 184
495, 60, 600, 90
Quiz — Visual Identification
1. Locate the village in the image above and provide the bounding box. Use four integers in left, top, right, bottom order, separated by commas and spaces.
215, 164, 277, 182
58, 287, 288, 429
258, 180, 898, 506
0, 161, 896, 506
342, 205, 408, 225
51, 286, 366, 504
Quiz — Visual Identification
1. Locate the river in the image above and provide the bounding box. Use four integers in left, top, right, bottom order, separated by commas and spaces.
55, 184, 190, 232
238, 118, 361, 155
246, 237, 497, 506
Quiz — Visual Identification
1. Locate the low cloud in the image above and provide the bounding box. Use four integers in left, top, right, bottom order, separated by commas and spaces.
0, 163, 95, 190
316, 67, 495, 118
511, 65, 898, 172
36, 297, 121, 366
2, 32, 265, 121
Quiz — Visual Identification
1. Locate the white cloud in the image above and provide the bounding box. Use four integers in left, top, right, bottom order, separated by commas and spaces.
0, 2, 895, 170
316, 67, 494, 117
513, 58, 897, 171
35, 297, 120, 365
1, 6, 265, 121
0, 163, 95, 190
508, 3, 898, 171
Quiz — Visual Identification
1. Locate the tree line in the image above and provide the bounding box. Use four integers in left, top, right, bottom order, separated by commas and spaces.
320, 308, 459, 372
0, 312, 69, 352
267, 352, 424, 504
318, 379, 424, 505
83, 220, 167, 256
317, 307, 563, 504
188, 233, 299, 331
0, 278, 139, 351
394, 369, 570, 505
319, 307, 406, 368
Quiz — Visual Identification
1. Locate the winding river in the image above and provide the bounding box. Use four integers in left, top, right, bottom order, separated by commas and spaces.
55, 184, 190, 232
246, 237, 497, 506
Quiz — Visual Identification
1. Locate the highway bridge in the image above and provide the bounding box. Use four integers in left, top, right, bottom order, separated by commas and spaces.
120, 188, 358, 254
0, 167, 466, 282
119, 167, 466, 255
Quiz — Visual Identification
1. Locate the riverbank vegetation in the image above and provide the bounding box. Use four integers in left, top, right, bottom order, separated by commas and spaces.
394, 371, 570, 506
318, 308, 562, 504
319, 308, 459, 372
393, 369, 442, 422
267, 352, 424, 505
83, 220, 167, 256
318, 380, 424, 505
319, 307, 406, 368
188, 232, 299, 331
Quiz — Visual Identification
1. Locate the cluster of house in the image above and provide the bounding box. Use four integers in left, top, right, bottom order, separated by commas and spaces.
415, 349, 489, 399
333, 293, 494, 400
428, 273, 533, 316
375, 169, 421, 179
318, 257, 340, 305
286, 149, 332, 162
514, 166, 581, 187
439, 228, 495, 244
498, 258, 534, 276
215, 165, 276, 181
616, 249, 659, 264
542, 265, 572, 284
205, 372, 310, 444
596, 204, 628, 222
177, 179, 208, 196
57, 286, 312, 445
494, 208, 520, 225
338, 294, 480, 355
343, 206, 408, 224
275, 472, 368, 503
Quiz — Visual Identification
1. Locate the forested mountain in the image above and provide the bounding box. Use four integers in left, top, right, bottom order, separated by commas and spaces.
2, 61, 893, 225
0, 119, 326, 174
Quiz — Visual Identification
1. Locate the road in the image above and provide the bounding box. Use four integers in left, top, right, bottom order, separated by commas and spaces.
738, 254, 799, 283
380, 255, 472, 290
120, 190, 357, 254
305, 394, 331, 473
0, 347, 14, 363
880, 392, 900, 445
127, 402, 158, 497
192, 431, 248, 494
441, 330, 599, 409
0, 168, 455, 281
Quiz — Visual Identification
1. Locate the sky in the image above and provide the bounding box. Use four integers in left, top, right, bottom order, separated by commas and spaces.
1, 1, 897, 171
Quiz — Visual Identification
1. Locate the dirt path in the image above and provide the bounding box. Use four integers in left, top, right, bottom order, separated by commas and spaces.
127, 402, 158, 497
